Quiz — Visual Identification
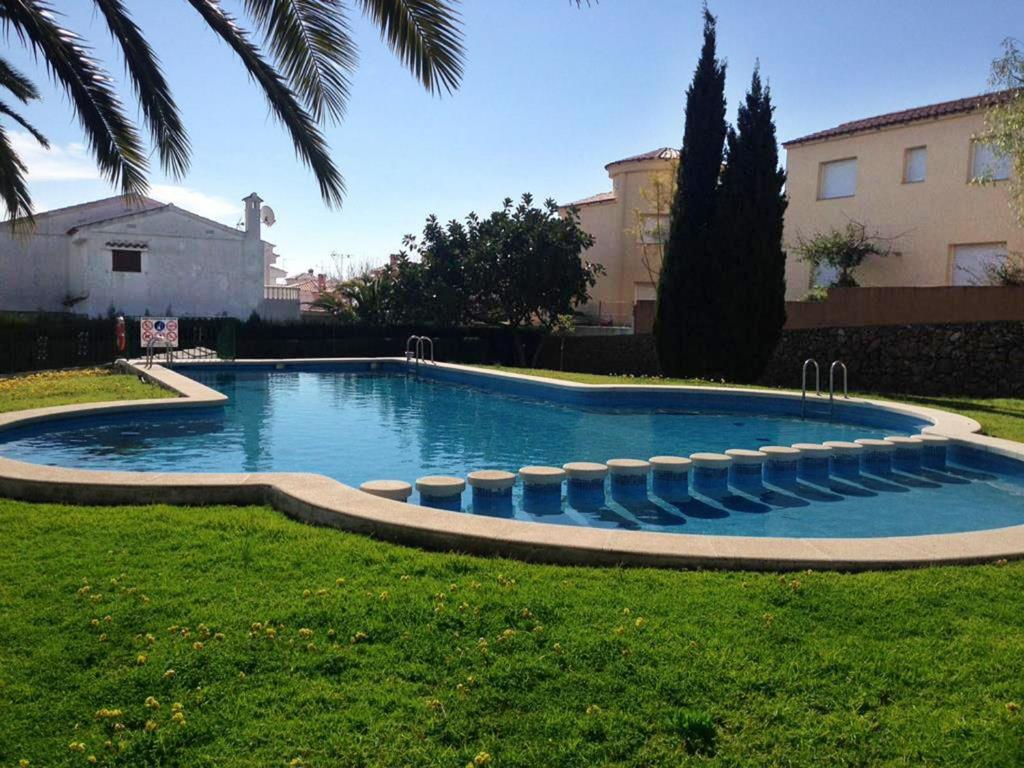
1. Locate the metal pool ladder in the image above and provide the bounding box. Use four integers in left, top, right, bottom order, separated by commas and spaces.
405, 335, 435, 366
829, 360, 849, 417
801, 358, 820, 418
144, 334, 172, 369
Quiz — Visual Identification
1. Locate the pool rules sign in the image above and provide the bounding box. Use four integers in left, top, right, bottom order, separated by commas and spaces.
140, 317, 179, 348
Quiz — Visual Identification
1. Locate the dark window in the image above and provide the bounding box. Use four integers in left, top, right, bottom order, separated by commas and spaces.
112, 249, 142, 272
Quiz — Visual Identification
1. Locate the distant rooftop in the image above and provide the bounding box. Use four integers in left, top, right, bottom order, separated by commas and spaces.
604, 147, 680, 169
784, 89, 1019, 147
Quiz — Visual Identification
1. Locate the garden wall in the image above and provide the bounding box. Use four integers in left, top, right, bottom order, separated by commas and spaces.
535, 321, 1024, 397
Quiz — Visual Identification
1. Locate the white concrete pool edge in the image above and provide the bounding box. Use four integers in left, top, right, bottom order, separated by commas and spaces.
0, 357, 1021, 572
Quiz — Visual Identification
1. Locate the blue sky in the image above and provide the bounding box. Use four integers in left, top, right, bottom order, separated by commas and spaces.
8, 0, 1021, 274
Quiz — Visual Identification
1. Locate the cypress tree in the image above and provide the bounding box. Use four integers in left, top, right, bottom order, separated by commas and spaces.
715, 66, 788, 382
654, 6, 727, 378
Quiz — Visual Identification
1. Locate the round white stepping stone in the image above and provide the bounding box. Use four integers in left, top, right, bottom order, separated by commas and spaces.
360, 479, 413, 502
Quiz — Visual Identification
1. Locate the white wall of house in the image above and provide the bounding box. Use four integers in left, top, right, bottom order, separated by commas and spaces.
0, 195, 288, 319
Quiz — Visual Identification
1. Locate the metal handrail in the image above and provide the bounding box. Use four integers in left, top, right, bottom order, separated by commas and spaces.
801, 358, 820, 418
406, 335, 435, 366
419, 336, 434, 364
145, 333, 164, 369
829, 360, 848, 417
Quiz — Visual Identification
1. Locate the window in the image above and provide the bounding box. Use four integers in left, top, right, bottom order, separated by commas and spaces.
952, 242, 1008, 285
971, 141, 1011, 181
818, 158, 857, 199
903, 146, 927, 183
640, 214, 670, 244
111, 249, 142, 273
634, 283, 656, 302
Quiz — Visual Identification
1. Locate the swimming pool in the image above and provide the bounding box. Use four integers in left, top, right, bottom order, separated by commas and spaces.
3, 360, 1023, 541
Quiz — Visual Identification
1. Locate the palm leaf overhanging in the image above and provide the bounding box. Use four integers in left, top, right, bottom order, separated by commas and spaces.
0, 0, 466, 222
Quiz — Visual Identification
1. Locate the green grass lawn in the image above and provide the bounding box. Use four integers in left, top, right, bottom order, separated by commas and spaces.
0, 367, 174, 414
2, 366, 1024, 766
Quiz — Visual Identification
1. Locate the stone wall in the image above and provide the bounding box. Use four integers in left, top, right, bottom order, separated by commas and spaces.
539, 321, 1024, 397
760, 322, 1024, 397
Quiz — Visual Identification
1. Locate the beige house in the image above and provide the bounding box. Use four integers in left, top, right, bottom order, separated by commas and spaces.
564, 148, 679, 329
783, 91, 1021, 300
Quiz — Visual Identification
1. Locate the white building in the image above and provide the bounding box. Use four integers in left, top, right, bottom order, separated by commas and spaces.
0, 193, 298, 320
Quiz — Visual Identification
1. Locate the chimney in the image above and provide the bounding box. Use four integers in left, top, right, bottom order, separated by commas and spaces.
243, 192, 262, 240
317, 273, 327, 292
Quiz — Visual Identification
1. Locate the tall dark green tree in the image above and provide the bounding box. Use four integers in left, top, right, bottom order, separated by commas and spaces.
715, 66, 787, 381
654, 6, 727, 377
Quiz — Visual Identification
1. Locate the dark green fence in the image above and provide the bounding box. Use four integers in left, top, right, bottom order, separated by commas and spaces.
0, 316, 536, 374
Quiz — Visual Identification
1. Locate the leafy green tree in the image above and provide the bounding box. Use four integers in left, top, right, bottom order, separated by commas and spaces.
654, 6, 727, 377
396, 216, 473, 326
468, 195, 600, 365
714, 66, 787, 382
0, 0, 465, 222
985, 38, 1024, 222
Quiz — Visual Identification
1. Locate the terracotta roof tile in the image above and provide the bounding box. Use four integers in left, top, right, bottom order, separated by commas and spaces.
604, 147, 680, 169
567, 191, 616, 207
784, 89, 1019, 147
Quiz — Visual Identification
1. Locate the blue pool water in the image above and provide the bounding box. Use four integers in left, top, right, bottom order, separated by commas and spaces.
3, 363, 1024, 538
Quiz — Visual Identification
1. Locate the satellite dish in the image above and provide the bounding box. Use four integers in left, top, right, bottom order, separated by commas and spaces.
260, 205, 276, 227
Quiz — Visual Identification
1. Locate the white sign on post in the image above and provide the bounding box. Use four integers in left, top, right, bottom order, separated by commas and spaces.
140, 317, 179, 348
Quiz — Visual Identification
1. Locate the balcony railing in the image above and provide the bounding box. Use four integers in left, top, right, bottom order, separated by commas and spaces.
264, 285, 299, 301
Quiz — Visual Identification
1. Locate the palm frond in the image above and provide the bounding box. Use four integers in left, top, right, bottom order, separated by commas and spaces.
92, 0, 190, 178
0, 121, 34, 224
0, 98, 49, 146
357, 0, 464, 95
186, 0, 344, 206
243, 0, 357, 122
0, 56, 39, 102
0, 0, 148, 196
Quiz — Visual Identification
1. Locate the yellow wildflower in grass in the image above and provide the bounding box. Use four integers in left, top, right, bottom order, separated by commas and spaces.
586, 704, 601, 716
298, 628, 314, 639
400, 575, 411, 581
520, 607, 533, 619
634, 617, 647, 629
69, 742, 86, 752
214, 632, 225, 641
145, 633, 156, 645
171, 711, 186, 727
251, 622, 263, 632
622, 607, 631, 615
163, 669, 176, 680
103, 615, 112, 622
87, 756, 97, 764
19, 760, 30, 767
302, 589, 312, 598
78, 585, 91, 597
90, 618, 100, 627
1007, 702, 1021, 714
336, 577, 347, 586
265, 627, 277, 640
425, 698, 443, 711
95, 708, 123, 720
379, 591, 390, 602
197, 623, 210, 638
327, 629, 336, 638
137, 654, 148, 665
316, 588, 329, 597
498, 628, 516, 642
306, 642, 317, 653
289, 759, 304, 767
98, 633, 108, 642
351, 631, 368, 644
144, 696, 160, 710
171, 702, 184, 712
144, 720, 158, 733
192, 641, 205, 651
553, 642, 562, 653
473, 752, 492, 766
613, 626, 625, 636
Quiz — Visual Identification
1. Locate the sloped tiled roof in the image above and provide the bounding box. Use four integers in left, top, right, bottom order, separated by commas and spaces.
784, 89, 1019, 147
567, 191, 616, 207
604, 147, 680, 169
